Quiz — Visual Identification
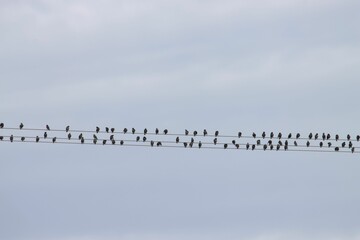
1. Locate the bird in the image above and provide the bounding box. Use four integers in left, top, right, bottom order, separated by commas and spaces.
198, 141, 202, 148
0, 123, 3, 128
335, 147, 339, 152
278, 140, 283, 146
335, 134, 339, 141
176, 137, 179, 143
256, 139, 261, 145
78, 133, 83, 140
103, 140, 107, 145
262, 132, 266, 139
19, 123, 24, 129
224, 144, 228, 149
193, 131, 198, 136
322, 133, 326, 141
296, 133, 300, 139
288, 133, 292, 139
155, 128, 159, 134
21, 137, 25, 142
315, 133, 318, 140
46, 125, 50, 131
246, 143, 250, 150
185, 129, 189, 135
189, 142, 193, 148
105, 127, 109, 133
183, 142, 188, 148
294, 141, 298, 147
157, 141, 162, 147
342, 142, 346, 148
309, 133, 313, 140
276, 144, 280, 151
151, 140, 154, 147
284, 145, 288, 151
110, 135, 114, 140
136, 136, 140, 142
306, 141, 310, 147
203, 129, 208, 136
319, 142, 323, 148
327, 134, 331, 140
232, 140, 236, 145
238, 132, 242, 138
68, 133, 72, 140
285, 140, 288, 146
328, 142, 332, 147
252, 132, 256, 138
349, 141, 353, 148
251, 144, 255, 150
347, 134, 351, 141
93, 139, 97, 144
66, 126, 70, 132
190, 138, 194, 144
132, 128, 135, 134
235, 144, 240, 149
351, 147, 355, 153
270, 132, 274, 139
144, 128, 148, 135
120, 140, 124, 145
112, 139, 115, 145
270, 145, 274, 150
36, 136, 39, 142
215, 131, 219, 137
268, 140, 272, 145
263, 144, 267, 151
357, 135, 360, 142
123, 128, 128, 134
163, 129, 168, 135
81, 138, 85, 144
52, 137, 56, 143
213, 138, 217, 145
93, 134, 98, 140
143, 136, 147, 142
111, 128, 115, 133
44, 132, 47, 139
0, 136, 3, 141
96, 127, 100, 133
278, 132, 282, 139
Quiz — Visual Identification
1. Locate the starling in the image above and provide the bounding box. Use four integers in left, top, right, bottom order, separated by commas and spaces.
93, 139, 97, 144
335, 147, 339, 152
268, 140, 272, 145
251, 144, 255, 150
183, 142, 188, 148
315, 133, 318, 140
21, 137, 25, 142
155, 128, 159, 134
224, 144, 228, 149
349, 141, 353, 148
52, 137, 56, 143
319, 142, 323, 148
106, 127, 109, 133
193, 131, 198, 136
110, 135, 114, 140
262, 132, 266, 139
123, 128, 128, 134
36, 136, 39, 142
276, 144, 280, 151
93, 134, 98, 140
257, 139, 261, 145
151, 140, 154, 147
235, 144, 240, 149
0, 123, 3, 128
288, 133, 292, 139
66, 126, 70, 132
215, 131, 219, 137
132, 128, 135, 134
357, 135, 360, 141
191, 138, 194, 144
335, 134, 339, 141
322, 133, 326, 141
270, 132, 274, 139
120, 140, 124, 145
198, 141, 202, 148
189, 142, 193, 148
144, 128, 148, 135
285, 140, 288, 146
68, 133, 72, 140
143, 136, 147, 142
213, 138, 217, 145
111, 128, 115, 133
284, 145, 288, 151
203, 129, 208, 136
309, 133, 313, 140
252, 132, 256, 138
20, 123, 24, 129
163, 129, 168, 135
0, 136, 3, 140
294, 141, 298, 147
103, 140, 107, 145
246, 143, 250, 150
46, 125, 50, 131
78, 133, 83, 140
232, 140, 236, 145
112, 139, 115, 145
81, 138, 85, 144
342, 142, 346, 148
278, 132, 282, 139
347, 134, 351, 141
306, 141, 310, 147
238, 132, 242, 138
176, 137, 180, 143
185, 129, 189, 135
136, 136, 140, 142
351, 147, 355, 153
296, 133, 300, 139
270, 145, 274, 150
328, 142, 332, 147
263, 144, 267, 151
327, 134, 331, 140
157, 142, 162, 147
44, 132, 47, 139
96, 127, 100, 133
278, 140, 283, 146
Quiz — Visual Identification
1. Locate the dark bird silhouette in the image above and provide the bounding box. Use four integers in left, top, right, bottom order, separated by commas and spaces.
132, 128, 135, 134
328, 142, 332, 147
78, 133, 83, 140
157, 142, 162, 147
68, 133, 71, 140
294, 141, 298, 147
232, 140, 236, 145
112, 139, 115, 145
270, 132, 274, 139
347, 134, 351, 141
224, 144, 228, 149
327, 134, 331, 140
191, 138, 194, 144
349, 141, 353, 148
46, 125, 50, 131
163, 129, 168, 135
263, 144, 267, 151
20, 123, 24, 129
21, 137, 25, 142
93, 134, 98, 140
335, 147, 339, 152
198, 141, 202, 148
66, 126, 70, 132
319, 142, 323, 148
93, 139, 97, 144
81, 138, 85, 144
296, 133, 300, 139
151, 140, 154, 147
176, 137, 179, 143
278, 132, 282, 139
309, 133, 313, 140
252, 132, 256, 138
268, 140, 272, 145
110, 135, 114, 140
0, 136, 3, 141
278, 140, 283, 146
215, 131, 219, 137
193, 131, 198, 136
351, 147, 355, 153
252, 144, 255, 150
203, 129, 208, 136
52, 137, 56, 143
96, 127, 100, 133
276, 144, 280, 151
285, 140, 288, 146
306, 141, 310, 147
120, 140, 124, 145
44, 132, 47, 139
143, 136, 147, 142
106, 127, 109, 133
0, 123, 3, 128
342, 142, 346, 148
103, 140, 107, 145
36, 136, 39, 142
246, 143, 250, 150
357, 135, 360, 141
238, 132, 242, 138
335, 134, 339, 141
288, 133, 292, 139
183, 142, 188, 148
213, 138, 217, 145
136, 136, 140, 142
322, 133, 326, 141
262, 132, 266, 139
270, 145, 274, 150
189, 142, 193, 148
235, 144, 239, 149
111, 128, 115, 133
155, 128, 159, 134
315, 133, 318, 140
185, 129, 189, 135
256, 139, 261, 145
284, 145, 288, 151
123, 128, 128, 134
144, 128, 148, 135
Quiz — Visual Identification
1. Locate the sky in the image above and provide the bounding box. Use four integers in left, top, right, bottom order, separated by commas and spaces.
0, 0, 360, 239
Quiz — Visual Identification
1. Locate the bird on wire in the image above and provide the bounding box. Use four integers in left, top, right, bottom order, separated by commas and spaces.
155, 128, 159, 135
0, 123, 4, 128
132, 128, 135, 134
106, 127, 109, 133
36, 136, 39, 142
96, 127, 100, 133
68, 133, 72, 140
44, 132, 47, 139
46, 125, 50, 131
123, 128, 128, 134
185, 129, 189, 135
111, 128, 115, 133
19, 123, 24, 129
163, 129, 168, 135
52, 137, 56, 143
21, 137, 25, 142
66, 126, 70, 132
215, 131, 219, 137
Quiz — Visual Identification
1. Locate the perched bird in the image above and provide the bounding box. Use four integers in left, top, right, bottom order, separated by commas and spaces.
93, 139, 97, 144
46, 125, 50, 131
120, 140, 124, 145
123, 128, 128, 134
232, 140, 236, 145
198, 141, 202, 148
110, 135, 114, 140
176, 137, 180, 143
0, 136, 3, 140
81, 138, 85, 144
335, 147, 339, 152
193, 131, 198, 136
20, 123, 24, 129
203, 129, 208, 136
270, 132, 274, 139
111, 128, 115, 133
349, 141, 353, 148
96, 127, 100, 133
52, 137, 56, 143
296, 133, 300, 139
36, 136, 40, 142
268, 140, 272, 146
278, 132, 282, 139
322, 133, 326, 141
136, 136, 140, 142
21, 137, 25, 142
284, 145, 288, 151
319, 142, 323, 148
327, 134, 331, 140
347, 134, 351, 141
315, 133, 318, 140
288, 133, 292, 139
335, 134, 339, 141
252, 144, 255, 150
0, 123, 3, 128
342, 142, 346, 148
112, 139, 115, 145
215, 131, 219, 137
224, 144, 228, 149
276, 144, 280, 151
68, 133, 72, 140
357, 135, 360, 141
155, 128, 159, 134
163, 129, 168, 135
246, 143, 250, 150
351, 147, 355, 153
106, 127, 109, 133
132, 128, 135, 134
285, 140, 288, 146
78, 133, 83, 140
189, 142, 193, 148
294, 141, 298, 147
103, 140, 107, 145
235, 144, 240, 149
151, 140, 154, 147
66, 126, 70, 132
157, 141, 162, 147
238, 132, 242, 138
183, 142, 188, 148
306, 141, 310, 147
44, 132, 48, 139
262, 132, 266, 139
252, 132, 256, 138
328, 142, 332, 147
191, 138, 194, 144
213, 138, 217, 145
309, 133, 313, 140
143, 136, 147, 142
270, 145, 274, 150
256, 139, 261, 145
263, 144, 267, 151
185, 129, 189, 135
93, 134, 98, 140
278, 140, 283, 146
144, 128, 148, 135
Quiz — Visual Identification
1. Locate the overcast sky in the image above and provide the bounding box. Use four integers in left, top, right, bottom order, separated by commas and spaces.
1, 0, 360, 240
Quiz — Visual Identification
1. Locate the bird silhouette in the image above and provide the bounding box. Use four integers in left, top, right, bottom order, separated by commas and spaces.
322, 133, 326, 141
306, 141, 310, 147
213, 138, 217, 145
309, 133, 313, 140
93, 139, 97, 144
0, 136, 3, 141
278, 133, 282, 139
110, 135, 114, 140
294, 141, 298, 147
262, 132, 266, 139
268, 140, 273, 146
151, 141, 154, 147
176, 137, 179, 143
327, 134, 331, 140
349, 141, 353, 148
46, 125, 50, 131
111, 128, 115, 133
123, 128, 128, 134
112, 139, 115, 145
246, 143, 250, 150
185, 129, 189, 135
270, 145, 274, 150
238, 132, 242, 138
224, 144, 228, 149
190, 138, 194, 144
215, 131, 219, 137
163, 129, 168, 135
96, 127, 100, 133
284, 145, 288, 151
193, 131, 198, 136
347, 134, 351, 141
78, 133, 83, 140
328, 142, 332, 147
157, 142, 162, 147
232, 140, 236, 145
155, 128, 159, 134
256, 139, 261, 145
143, 136, 147, 142
288, 133, 292, 139
103, 140, 107, 145
276, 144, 280, 151
44, 132, 47, 139
278, 140, 283, 146
120, 140, 124, 145
252, 132, 256, 138
203, 129, 208, 136
335, 134, 339, 141
21, 137, 25, 142
319, 142, 323, 148
296, 133, 300, 139
183, 142, 188, 148
335, 147, 339, 152
144, 128, 148, 135
351, 147, 355, 153
315, 133, 318, 140
357, 135, 360, 141
235, 144, 240, 149
68, 133, 72, 140
93, 134, 98, 140
263, 144, 267, 151
0, 123, 3, 128
36, 136, 39, 142
132, 128, 135, 134
52, 137, 56, 143
198, 141, 202, 148
20, 123, 24, 129
252, 144, 255, 150
285, 140, 288, 146
106, 127, 109, 133
81, 138, 85, 144
66, 126, 70, 132
270, 132, 274, 139
136, 136, 140, 142
342, 142, 346, 148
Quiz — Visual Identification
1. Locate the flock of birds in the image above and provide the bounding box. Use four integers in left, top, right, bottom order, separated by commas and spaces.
0, 122, 359, 154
